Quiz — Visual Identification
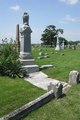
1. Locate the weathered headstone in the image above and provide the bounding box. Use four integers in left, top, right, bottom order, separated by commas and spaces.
39, 49, 42, 51
61, 40, 65, 49
61, 53, 64, 55
44, 56, 50, 58
77, 43, 80, 49
37, 57, 44, 59
39, 52, 44, 55
72, 45, 76, 50
67, 44, 70, 49
45, 53, 49, 55
20, 12, 39, 72
69, 70, 79, 84
47, 82, 63, 99
51, 52, 54, 54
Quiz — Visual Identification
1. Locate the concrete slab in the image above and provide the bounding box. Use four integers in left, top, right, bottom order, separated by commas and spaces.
40, 65, 54, 69
24, 72, 70, 92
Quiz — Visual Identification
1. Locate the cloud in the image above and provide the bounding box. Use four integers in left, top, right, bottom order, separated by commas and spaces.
64, 15, 80, 21
67, 0, 78, 5
59, 0, 78, 5
59, 0, 66, 2
60, 29, 80, 41
10, 5, 20, 10
59, 21, 69, 24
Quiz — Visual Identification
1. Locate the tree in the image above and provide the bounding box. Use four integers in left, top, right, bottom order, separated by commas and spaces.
41, 25, 64, 47
0, 38, 27, 78
59, 37, 68, 45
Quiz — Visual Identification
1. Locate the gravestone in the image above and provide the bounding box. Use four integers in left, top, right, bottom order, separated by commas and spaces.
69, 70, 79, 84
39, 52, 44, 55
55, 35, 61, 50
77, 43, 80, 49
51, 52, 54, 54
40, 65, 54, 69
39, 49, 42, 51
61, 40, 65, 49
20, 12, 39, 72
72, 45, 76, 50
47, 82, 63, 99
37, 57, 44, 59
45, 53, 49, 55
44, 55, 50, 58
67, 44, 70, 49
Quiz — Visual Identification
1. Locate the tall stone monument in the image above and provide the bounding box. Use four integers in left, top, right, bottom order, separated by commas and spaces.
55, 35, 61, 50
20, 12, 39, 72
16, 24, 20, 52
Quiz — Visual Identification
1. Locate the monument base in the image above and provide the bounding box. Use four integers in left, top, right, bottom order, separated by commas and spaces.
55, 45, 61, 50
20, 52, 33, 59
20, 59, 39, 73
20, 59, 35, 65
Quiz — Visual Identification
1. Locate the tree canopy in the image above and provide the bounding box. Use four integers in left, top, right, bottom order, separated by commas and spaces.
40, 25, 64, 47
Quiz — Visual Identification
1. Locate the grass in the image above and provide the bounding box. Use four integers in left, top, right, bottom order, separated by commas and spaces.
32, 47, 80, 82
22, 84, 80, 120
0, 76, 46, 117
0, 46, 80, 119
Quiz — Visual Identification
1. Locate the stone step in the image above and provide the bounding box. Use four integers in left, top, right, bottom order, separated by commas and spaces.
22, 65, 39, 73
20, 59, 35, 65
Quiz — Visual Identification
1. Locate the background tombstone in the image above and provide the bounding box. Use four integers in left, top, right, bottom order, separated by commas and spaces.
20, 12, 39, 72
72, 45, 76, 50
69, 70, 79, 84
77, 43, 80, 49
67, 44, 70, 49
61, 40, 65, 49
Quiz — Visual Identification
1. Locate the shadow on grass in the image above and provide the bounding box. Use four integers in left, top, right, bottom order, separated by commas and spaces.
59, 94, 66, 99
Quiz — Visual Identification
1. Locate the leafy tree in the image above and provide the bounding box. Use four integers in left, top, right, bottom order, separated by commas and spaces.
41, 25, 64, 47
0, 38, 27, 78
59, 37, 68, 45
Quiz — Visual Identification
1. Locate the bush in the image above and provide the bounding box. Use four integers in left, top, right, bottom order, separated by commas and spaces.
0, 38, 27, 78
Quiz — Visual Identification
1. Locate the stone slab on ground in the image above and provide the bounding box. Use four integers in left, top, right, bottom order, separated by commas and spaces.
40, 65, 54, 69
24, 71, 70, 91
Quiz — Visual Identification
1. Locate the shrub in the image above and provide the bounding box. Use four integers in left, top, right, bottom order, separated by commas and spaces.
0, 38, 27, 78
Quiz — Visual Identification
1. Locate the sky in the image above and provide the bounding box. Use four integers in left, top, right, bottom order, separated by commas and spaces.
0, 0, 80, 44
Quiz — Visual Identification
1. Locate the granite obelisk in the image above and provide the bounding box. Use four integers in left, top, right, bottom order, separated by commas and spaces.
16, 24, 20, 52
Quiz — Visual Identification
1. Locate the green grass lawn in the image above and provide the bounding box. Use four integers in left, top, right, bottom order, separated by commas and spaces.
0, 46, 80, 120
32, 47, 80, 82
0, 76, 46, 117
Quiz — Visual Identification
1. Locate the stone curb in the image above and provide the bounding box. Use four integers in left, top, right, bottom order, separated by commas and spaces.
0, 90, 54, 120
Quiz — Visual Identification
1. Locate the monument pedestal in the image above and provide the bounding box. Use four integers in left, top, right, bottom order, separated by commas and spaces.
22, 64, 39, 73
20, 59, 39, 73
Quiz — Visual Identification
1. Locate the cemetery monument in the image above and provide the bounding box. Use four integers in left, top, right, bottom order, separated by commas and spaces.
55, 35, 61, 50
20, 12, 39, 72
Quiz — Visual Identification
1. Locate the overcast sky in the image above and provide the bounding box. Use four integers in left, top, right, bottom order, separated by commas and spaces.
0, 0, 80, 43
